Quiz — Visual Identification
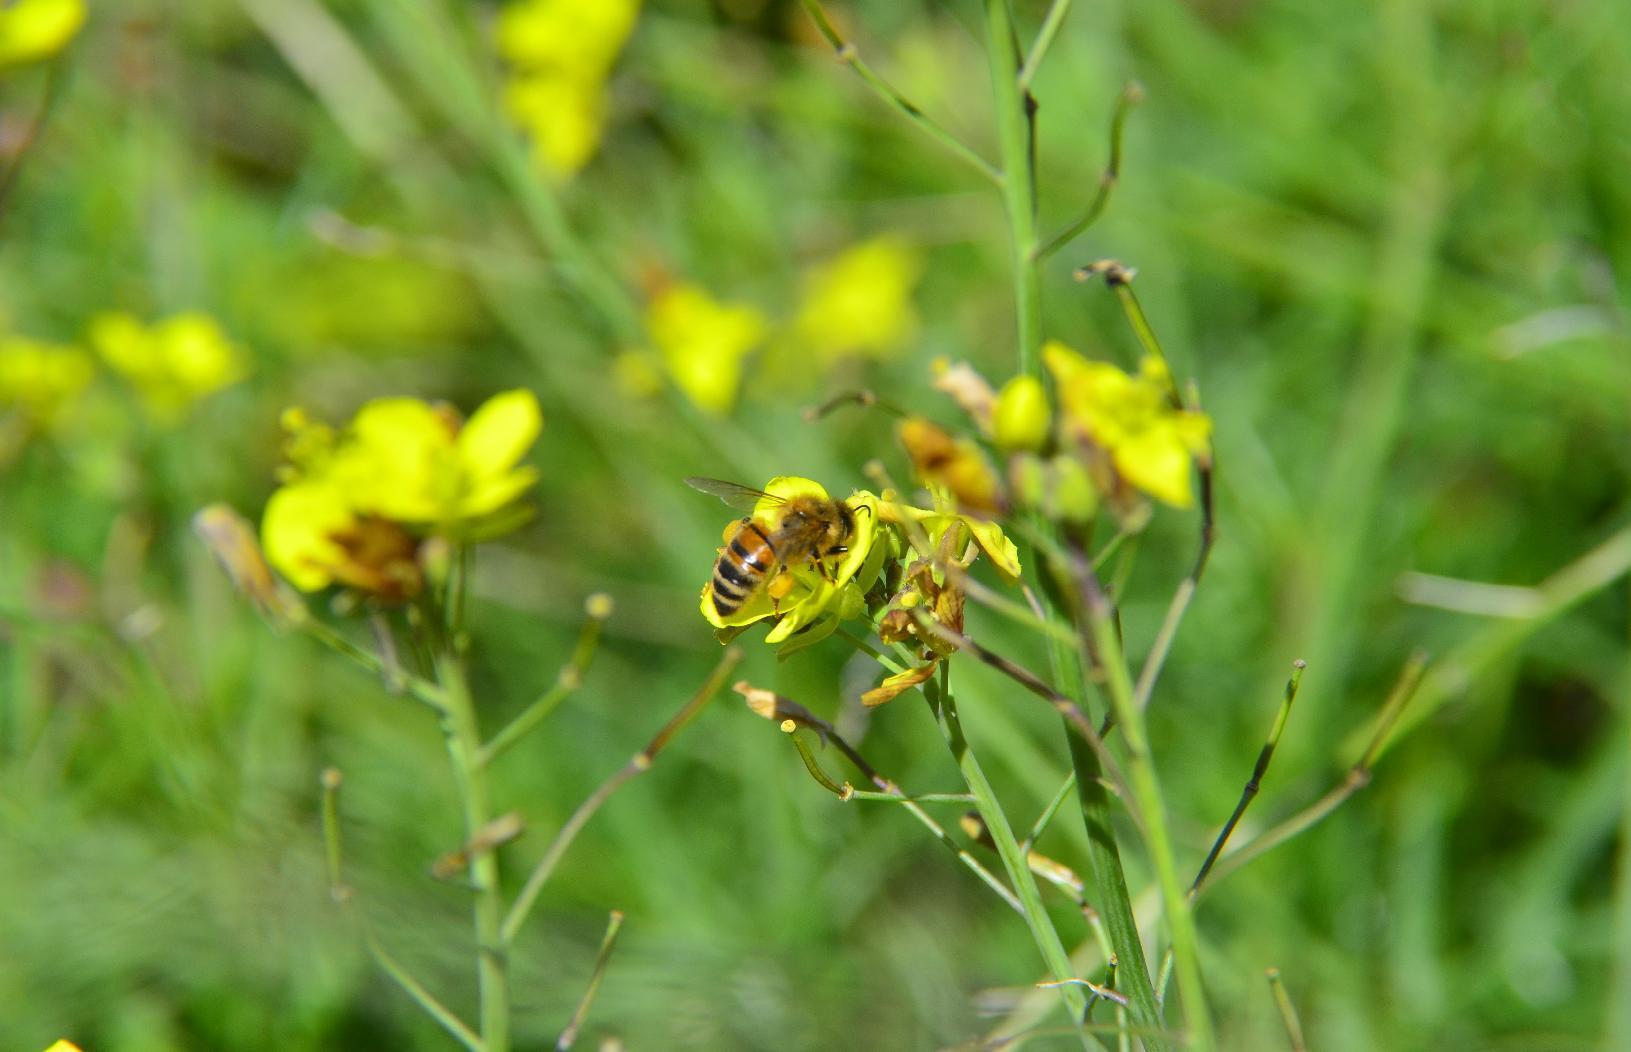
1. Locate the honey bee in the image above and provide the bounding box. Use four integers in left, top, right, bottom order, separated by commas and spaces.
686, 477, 865, 618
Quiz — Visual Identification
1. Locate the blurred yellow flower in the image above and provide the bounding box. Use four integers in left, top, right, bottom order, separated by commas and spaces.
648, 283, 767, 415
504, 74, 605, 178
0, 0, 85, 70
336, 389, 543, 529
698, 476, 882, 644
496, 0, 639, 179
497, 0, 638, 81
0, 336, 93, 425
262, 479, 423, 600
792, 237, 922, 362
1043, 340, 1211, 508
90, 311, 248, 422
42, 1041, 83, 1052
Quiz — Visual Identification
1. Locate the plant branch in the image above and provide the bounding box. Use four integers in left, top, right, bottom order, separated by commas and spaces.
1204, 652, 1427, 888
1190, 661, 1305, 896
1266, 968, 1308, 1052
1018, 0, 1076, 90
737, 682, 1026, 915
480, 594, 613, 766
319, 767, 485, 1052
1036, 83, 1142, 261
501, 649, 740, 944
984, 0, 1043, 374
924, 662, 1093, 1028
555, 910, 625, 1051
1076, 566, 1215, 1051
796, 0, 1002, 184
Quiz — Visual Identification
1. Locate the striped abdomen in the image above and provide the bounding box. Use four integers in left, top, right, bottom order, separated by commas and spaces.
711, 518, 779, 616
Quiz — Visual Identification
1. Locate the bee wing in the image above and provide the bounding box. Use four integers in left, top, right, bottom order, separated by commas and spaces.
685, 477, 786, 511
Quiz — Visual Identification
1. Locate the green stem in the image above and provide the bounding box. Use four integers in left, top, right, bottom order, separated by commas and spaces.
1028, 529, 1169, 1049
1079, 579, 1213, 1051
984, 0, 1043, 375
1019, 0, 1076, 90
926, 663, 1092, 1032
797, 0, 1002, 184
436, 653, 510, 1052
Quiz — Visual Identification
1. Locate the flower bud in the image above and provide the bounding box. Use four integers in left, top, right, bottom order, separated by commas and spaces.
1048, 455, 1100, 525
992, 374, 1050, 453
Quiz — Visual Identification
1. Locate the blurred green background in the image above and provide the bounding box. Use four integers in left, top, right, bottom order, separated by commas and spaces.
2, 0, 1628, 1048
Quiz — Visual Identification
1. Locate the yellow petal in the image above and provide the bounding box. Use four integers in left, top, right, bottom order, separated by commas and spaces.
0, 0, 85, 70
1113, 429, 1194, 508
458, 388, 542, 478
261, 481, 355, 592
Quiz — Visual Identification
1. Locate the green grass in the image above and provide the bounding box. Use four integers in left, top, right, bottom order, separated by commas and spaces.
2, 0, 1629, 1049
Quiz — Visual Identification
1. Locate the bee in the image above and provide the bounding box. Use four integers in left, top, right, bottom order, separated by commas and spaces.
686, 477, 864, 618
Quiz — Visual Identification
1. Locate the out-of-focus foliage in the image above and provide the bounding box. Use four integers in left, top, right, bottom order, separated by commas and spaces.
1, 0, 1628, 1050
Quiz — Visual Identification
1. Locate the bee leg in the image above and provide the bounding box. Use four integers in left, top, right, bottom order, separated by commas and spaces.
768, 566, 796, 614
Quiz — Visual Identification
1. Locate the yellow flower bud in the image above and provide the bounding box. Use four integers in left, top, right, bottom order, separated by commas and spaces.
992, 374, 1050, 452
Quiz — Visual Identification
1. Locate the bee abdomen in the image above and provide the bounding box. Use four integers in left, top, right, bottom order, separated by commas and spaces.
711, 520, 776, 615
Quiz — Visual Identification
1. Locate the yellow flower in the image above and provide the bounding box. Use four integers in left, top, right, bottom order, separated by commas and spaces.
497, 0, 639, 81
699, 476, 882, 644
327, 389, 543, 533
648, 283, 767, 415
42, 1041, 83, 1052
792, 237, 922, 362
0, 336, 93, 425
496, 0, 639, 179
90, 311, 248, 423
1043, 340, 1211, 508
0, 0, 85, 70
261, 479, 423, 600
503, 73, 605, 178
878, 490, 1022, 581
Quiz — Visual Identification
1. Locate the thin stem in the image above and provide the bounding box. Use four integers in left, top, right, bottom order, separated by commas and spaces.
925, 662, 1093, 1028
796, 0, 1002, 184
844, 789, 977, 804
1078, 569, 1214, 1051
740, 682, 1026, 914
1189, 661, 1306, 896
366, 932, 487, 1052
1204, 653, 1428, 888
1018, 0, 1076, 90
479, 595, 612, 766
984, 0, 1043, 374
1022, 771, 1078, 851
1266, 969, 1308, 1052
1036, 83, 1142, 261
501, 649, 740, 944
556, 910, 625, 1051
435, 652, 510, 1052
320, 764, 485, 1052
909, 611, 1132, 813
301, 618, 447, 711
320, 767, 346, 897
